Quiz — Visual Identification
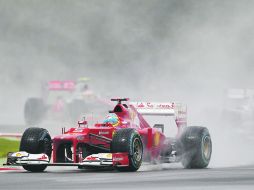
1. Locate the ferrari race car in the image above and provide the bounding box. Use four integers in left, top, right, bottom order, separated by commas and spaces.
24, 79, 110, 125
7, 98, 212, 172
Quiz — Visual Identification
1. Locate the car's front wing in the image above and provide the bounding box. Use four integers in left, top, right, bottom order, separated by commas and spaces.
5, 151, 129, 167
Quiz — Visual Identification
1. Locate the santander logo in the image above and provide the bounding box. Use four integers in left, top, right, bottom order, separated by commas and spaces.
86, 156, 98, 161
38, 154, 48, 160
137, 103, 145, 108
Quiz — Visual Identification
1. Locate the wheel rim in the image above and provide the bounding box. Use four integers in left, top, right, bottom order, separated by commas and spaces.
202, 136, 211, 160
133, 138, 142, 162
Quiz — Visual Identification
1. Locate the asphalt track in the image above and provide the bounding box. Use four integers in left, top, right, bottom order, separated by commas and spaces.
0, 164, 254, 190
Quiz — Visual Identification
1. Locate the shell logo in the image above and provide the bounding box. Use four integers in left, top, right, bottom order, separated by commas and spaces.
112, 130, 116, 137
154, 131, 160, 146
16, 153, 22, 157
106, 153, 112, 159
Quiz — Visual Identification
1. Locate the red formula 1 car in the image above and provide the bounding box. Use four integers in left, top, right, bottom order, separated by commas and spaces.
6, 98, 212, 172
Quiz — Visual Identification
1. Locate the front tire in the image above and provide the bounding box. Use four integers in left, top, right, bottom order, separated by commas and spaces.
180, 126, 212, 169
111, 128, 143, 172
20, 127, 52, 172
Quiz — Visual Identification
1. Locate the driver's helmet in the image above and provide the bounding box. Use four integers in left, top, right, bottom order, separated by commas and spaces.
103, 113, 121, 127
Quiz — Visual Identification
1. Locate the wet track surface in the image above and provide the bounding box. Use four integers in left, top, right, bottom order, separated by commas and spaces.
1, 164, 254, 190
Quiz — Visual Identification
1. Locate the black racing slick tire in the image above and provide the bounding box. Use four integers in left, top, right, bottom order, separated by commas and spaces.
19, 128, 52, 172
24, 98, 46, 125
180, 126, 212, 169
111, 128, 143, 172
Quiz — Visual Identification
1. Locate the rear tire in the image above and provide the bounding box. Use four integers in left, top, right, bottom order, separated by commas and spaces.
111, 128, 143, 172
20, 127, 52, 172
180, 126, 212, 169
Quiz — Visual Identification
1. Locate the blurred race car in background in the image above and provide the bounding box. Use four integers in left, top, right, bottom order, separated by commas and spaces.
7, 98, 212, 172
24, 78, 111, 125
222, 88, 254, 133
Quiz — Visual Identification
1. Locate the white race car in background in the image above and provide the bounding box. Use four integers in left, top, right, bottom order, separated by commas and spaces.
222, 88, 254, 135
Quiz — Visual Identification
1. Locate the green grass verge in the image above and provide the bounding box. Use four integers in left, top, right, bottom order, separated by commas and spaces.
0, 138, 20, 158
0, 158, 6, 166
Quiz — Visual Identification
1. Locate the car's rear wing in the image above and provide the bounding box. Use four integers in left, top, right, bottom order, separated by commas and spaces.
130, 102, 175, 116
48, 80, 75, 91
130, 102, 187, 127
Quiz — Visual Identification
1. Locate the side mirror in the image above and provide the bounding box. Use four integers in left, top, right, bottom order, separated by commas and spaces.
78, 117, 88, 127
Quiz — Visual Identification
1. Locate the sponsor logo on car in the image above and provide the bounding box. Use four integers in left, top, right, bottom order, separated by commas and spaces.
15, 153, 22, 157
86, 156, 98, 161
113, 157, 123, 161
77, 136, 85, 141
38, 154, 48, 160
99, 131, 109, 135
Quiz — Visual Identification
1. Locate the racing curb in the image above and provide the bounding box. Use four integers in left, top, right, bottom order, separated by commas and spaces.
0, 167, 22, 172
0, 133, 22, 138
